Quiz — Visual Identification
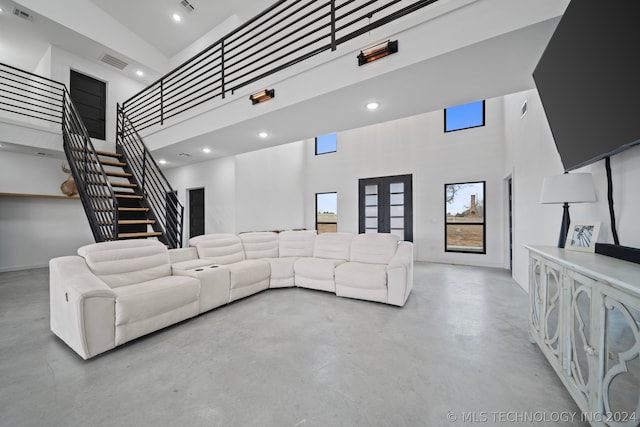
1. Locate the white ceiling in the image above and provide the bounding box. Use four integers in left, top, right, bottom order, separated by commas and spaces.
0, 0, 569, 167
89, 0, 275, 57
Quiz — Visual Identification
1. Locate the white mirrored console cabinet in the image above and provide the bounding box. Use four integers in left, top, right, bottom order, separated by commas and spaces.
527, 245, 640, 427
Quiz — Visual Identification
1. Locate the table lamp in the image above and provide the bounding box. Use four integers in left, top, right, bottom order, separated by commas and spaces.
540, 173, 596, 248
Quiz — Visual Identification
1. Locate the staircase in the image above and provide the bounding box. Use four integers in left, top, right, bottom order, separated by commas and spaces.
62, 95, 183, 248
89, 149, 161, 240
1, 61, 183, 248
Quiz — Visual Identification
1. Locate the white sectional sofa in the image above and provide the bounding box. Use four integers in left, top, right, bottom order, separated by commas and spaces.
49, 231, 413, 359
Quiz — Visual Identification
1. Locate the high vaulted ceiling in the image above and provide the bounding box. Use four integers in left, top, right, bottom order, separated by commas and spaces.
88, 0, 274, 57
0, 0, 571, 167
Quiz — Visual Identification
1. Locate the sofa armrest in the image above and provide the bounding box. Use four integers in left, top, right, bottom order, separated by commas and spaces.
49, 256, 116, 359
168, 247, 199, 265
386, 241, 414, 306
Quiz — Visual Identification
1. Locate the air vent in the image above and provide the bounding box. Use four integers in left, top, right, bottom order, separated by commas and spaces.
13, 7, 34, 21
180, 0, 195, 13
100, 54, 128, 70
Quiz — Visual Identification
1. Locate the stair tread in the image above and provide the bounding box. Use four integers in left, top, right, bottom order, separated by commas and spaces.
87, 181, 137, 188
118, 219, 156, 225
95, 150, 122, 158
99, 159, 127, 167
102, 170, 132, 178
118, 207, 149, 212
70, 147, 122, 158
118, 231, 163, 238
115, 194, 143, 199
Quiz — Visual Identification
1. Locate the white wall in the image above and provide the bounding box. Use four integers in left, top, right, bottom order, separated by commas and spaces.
235, 142, 307, 232
0, 151, 94, 271
503, 89, 564, 288
49, 46, 146, 143
163, 156, 237, 242
303, 98, 506, 267
503, 88, 640, 290
165, 97, 507, 269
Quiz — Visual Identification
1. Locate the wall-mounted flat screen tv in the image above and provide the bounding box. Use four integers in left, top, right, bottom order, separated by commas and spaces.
533, 0, 640, 171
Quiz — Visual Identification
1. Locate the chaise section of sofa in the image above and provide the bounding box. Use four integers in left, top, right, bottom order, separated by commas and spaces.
50, 240, 200, 359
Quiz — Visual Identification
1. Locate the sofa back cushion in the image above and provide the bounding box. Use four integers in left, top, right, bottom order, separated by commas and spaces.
240, 232, 279, 259
350, 233, 399, 264
191, 234, 245, 265
312, 232, 354, 261
77, 240, 170, 288
279, 230, 316, 257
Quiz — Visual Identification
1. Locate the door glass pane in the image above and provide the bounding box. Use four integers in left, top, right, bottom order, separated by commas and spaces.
365, 185, 378, 195
366, 217, 377, 228
390, 193, 404, 205
390, 205, 404, 217
365, 195, 378, 206
391, 217, 404, 228
366, 207, 378, 217
390, 182, 404, 193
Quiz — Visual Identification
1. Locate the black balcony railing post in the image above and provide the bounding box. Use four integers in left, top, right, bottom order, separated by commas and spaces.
330, 0, 336, 51
159, 81, 164, 125
221, 39, 226, 99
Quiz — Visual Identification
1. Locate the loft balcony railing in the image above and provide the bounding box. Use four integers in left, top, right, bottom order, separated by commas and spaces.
122, 0, 439, 133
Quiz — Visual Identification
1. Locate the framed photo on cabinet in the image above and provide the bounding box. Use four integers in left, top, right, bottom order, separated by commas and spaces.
565, 221, 601, 252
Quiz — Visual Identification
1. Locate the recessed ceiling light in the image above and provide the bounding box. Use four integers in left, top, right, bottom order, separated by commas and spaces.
366, 102, 380, 110
158, 159, 167, 165
202, 148, 211, 153
258, 132, 269, 139
136, 70, 144, 77
172, 13, 182, 22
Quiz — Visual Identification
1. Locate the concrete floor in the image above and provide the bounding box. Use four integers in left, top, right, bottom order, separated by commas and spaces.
0, 262, 588, 427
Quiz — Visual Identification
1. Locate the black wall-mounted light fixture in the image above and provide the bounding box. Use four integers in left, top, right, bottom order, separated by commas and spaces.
249, 88, 275, 104
357, 40, 398, 66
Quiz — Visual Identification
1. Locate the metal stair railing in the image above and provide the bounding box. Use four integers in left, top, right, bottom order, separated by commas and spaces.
122, 0, 440, 133
117, 104, 184, 248
0, 62, 118, 243
62, 88, 119, 242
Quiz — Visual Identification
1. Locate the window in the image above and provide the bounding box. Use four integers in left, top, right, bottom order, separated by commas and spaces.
444, 100, 485, 132
315, 133, 337, 155
316, 192, 337, 233
445, 181, 485, 253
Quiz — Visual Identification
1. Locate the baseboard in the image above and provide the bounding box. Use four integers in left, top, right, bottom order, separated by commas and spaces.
595, 243, 640, 264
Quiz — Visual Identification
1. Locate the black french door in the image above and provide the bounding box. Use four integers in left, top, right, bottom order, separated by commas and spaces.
359, 174, 413, 241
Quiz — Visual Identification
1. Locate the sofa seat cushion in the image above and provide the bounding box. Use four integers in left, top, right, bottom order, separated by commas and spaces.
113, 275, 200, 345
294, 257, 345, 292
267, 257, 297, 288
227, 260, 270, 302
335, 262, 388, 290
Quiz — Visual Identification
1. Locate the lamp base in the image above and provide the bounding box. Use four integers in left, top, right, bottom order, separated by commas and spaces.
558, 202, 570, 248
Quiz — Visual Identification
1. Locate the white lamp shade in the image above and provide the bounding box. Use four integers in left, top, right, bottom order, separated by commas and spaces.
540, 173, 597, 204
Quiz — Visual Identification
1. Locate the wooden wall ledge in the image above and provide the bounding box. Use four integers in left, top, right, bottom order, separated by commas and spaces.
0, 192, 80, 200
